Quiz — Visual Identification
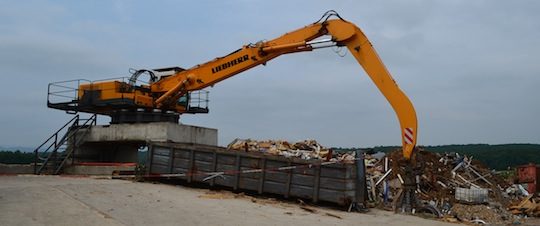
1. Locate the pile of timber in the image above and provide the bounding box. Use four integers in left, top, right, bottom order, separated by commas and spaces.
227, 139, 355, 162
509, 195, 540, 217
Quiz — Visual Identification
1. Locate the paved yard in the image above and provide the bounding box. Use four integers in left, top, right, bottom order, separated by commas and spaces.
0, 175, 457, 226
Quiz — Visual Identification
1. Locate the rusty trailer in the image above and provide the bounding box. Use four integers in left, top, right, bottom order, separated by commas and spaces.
146, 142, 367, 207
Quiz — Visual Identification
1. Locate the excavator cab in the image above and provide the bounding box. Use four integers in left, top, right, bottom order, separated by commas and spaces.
177, 91, 210, 114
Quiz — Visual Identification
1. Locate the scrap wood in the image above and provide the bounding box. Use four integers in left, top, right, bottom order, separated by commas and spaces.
227, 138, 337, 160
469, 172, 492, 183
436, 181, 447, 188
397, 174, 404, 184
298, 199, 318, 213
391, 188, 403, 212
509, 195, 540, 216
369, 177, 378, 202
451, 161, 464, 177
300, 206, 317, 213
375, 168, 392, 186
455, 173, 481, 189
467, 165, 493, 185
198, 191, 236, 199
324, 212, 342, 219
510, 194, 534, 209
443, 216, 459, 223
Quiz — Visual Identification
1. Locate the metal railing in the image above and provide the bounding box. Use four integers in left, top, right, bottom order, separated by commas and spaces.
47, 77, 151, 106
34, 114, 97, 174
186, 90, 209, 112
47, 79, 90, 107
47, 77, 210, 114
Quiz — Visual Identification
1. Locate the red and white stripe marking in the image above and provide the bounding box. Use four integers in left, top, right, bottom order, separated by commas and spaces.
403, 128, 414, 144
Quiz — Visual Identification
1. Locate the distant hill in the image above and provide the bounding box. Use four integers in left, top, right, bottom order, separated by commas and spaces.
0, 146, 34, 152
336, 144, 540, 170
0, 150, 34, 164
425, 144, 540, 170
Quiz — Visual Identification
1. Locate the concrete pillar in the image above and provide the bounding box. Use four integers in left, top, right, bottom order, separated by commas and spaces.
67, 122, 218, 164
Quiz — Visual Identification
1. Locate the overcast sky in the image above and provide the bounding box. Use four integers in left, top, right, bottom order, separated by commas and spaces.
0, 0, 539, 148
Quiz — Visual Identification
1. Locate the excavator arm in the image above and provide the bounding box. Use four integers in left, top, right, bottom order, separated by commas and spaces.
150, 15, 417, 159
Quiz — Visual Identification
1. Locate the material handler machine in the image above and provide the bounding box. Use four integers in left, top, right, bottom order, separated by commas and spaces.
48, 11, 419, 210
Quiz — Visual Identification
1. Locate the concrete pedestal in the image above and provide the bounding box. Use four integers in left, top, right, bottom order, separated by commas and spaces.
66, 123, 218, 172
80, 122, 217, 146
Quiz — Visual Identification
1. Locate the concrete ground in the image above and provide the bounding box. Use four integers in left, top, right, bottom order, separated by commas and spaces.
0, 175, 459, 226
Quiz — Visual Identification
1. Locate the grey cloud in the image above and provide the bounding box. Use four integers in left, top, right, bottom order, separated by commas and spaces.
0, 1, 539, 148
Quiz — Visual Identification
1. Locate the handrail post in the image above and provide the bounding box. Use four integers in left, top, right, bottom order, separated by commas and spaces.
73, 122, 77, 167
34, 149, 38, 174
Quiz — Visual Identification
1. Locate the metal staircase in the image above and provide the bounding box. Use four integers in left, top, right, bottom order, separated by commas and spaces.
33, 114, 97, 175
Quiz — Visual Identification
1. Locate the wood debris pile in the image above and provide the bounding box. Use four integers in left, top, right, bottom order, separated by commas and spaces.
227, 138, 354, 161
509, 195, 540, 217
365, 148, 532, 224
450, 203, 513, 225
225, 140, 538, 223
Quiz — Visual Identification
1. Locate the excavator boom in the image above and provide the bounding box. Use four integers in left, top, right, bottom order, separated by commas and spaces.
150, 17, 417, 159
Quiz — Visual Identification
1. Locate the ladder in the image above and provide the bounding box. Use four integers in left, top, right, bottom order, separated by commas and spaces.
33, 114, 97, 174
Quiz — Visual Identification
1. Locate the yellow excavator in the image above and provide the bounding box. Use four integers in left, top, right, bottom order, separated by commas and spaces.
50, 9, 419, 209
49, 11, 417, 159
49, 11, 419, 206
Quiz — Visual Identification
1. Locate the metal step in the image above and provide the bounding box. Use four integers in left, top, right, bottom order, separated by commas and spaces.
33, 114, 97, 175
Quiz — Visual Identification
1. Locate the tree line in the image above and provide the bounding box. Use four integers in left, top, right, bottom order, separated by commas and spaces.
334, 143, 540, 170
2, 144, 539, 170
